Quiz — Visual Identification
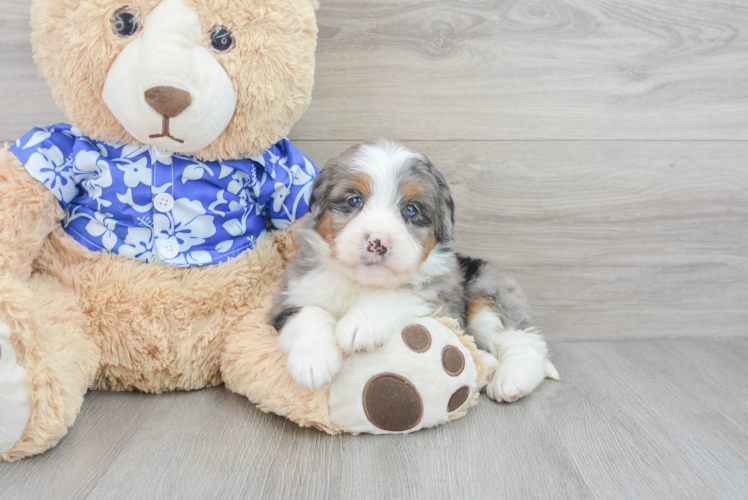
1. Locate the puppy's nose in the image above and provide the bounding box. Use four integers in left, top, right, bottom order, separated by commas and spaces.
144, 86, 192, 118
366, 233, 390, 256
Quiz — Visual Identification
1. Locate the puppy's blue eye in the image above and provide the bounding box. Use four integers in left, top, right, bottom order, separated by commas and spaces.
349, 196, 363, 208
403, 205, 418, 217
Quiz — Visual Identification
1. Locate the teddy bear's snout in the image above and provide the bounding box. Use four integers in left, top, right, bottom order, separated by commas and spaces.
144, 86, 192, 119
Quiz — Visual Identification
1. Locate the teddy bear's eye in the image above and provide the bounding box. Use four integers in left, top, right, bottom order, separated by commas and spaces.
210, 27, 234, 53
111, 7, 141, 38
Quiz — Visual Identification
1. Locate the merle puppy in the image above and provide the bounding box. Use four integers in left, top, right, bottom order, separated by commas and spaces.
271, 140, 558, 401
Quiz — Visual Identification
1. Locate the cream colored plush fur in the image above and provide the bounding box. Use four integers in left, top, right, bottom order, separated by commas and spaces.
0, 0, 479, 461
30, 0, 318, 161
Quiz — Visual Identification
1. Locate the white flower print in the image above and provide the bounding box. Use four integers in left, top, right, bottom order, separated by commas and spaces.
222, 206, 255, 237
21, 126, 51, 149
116, 188, 153, 213
115, 145, 151, 188
215, 240, 233, 253
62, 127, 83, 139
74, 149, 113, 208
153, 198, 216, 255
227, 170, 251, 196
118, 226, 154, 262
225, 170, 258, 212
24, 146, 77, 203
83, 211, 119, 251
168, 251, 213, 266
182, 161, 214, 183
271, 182, 290, 214
218, 164, 233, 179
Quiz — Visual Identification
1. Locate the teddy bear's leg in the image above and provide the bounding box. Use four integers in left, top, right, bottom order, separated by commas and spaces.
0, 274, 100, 461
219, 229, 340, 434
220, 303, 340, 434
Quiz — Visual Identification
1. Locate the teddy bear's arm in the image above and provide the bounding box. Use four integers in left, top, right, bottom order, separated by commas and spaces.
0, 146, 62, 280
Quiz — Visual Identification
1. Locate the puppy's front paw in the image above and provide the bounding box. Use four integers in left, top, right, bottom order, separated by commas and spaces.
335, 312, 393, 354
278, 307, 342, 390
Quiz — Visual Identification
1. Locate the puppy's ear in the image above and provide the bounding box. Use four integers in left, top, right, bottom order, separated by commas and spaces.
308, 144, 360, 221
308, 162, 333, 220
425, 158, 456, 244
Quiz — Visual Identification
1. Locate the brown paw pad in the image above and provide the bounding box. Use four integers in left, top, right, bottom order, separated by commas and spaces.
402, 325, 432, 353
448, 385, 471, 412
363, 373, 423, 432
441, 345, 465, 376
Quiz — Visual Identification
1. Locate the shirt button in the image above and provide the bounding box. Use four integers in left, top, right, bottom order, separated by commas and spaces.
159, 239, 179, 259
154, 193, 174, 213
153, 147, 173, 157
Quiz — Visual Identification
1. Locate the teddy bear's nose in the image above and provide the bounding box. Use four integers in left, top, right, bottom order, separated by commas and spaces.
144, 86, 192, 118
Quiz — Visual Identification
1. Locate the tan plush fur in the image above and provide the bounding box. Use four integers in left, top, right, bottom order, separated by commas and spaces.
1, 0, 477, 461
30, 0, 318, 161
0, 0, 320, 460
2, 142, 326, 458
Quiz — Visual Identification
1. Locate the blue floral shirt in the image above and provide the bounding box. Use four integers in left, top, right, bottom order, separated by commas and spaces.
10, 123, 318, 267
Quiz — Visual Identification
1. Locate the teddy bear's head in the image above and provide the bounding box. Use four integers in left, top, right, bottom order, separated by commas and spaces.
30, 0, 318, 160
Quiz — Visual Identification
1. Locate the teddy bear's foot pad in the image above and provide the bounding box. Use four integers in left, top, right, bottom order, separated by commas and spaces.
0, 320, 31, 453
363, 373, 423, 432
329, 318, 477, 434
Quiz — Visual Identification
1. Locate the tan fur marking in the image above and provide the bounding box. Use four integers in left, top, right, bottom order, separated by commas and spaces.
468, 296, 497, 321
351, 173, 372, 197
420, 234, 437, 263
316, 211, 337, 248
401, 180, 425, 201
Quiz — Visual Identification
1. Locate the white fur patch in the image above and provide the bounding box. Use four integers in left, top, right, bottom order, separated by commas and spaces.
469, 306, 558, 402
485, 327, 558, 403
0, 320, 31, 453
102, 0, 237, 153
329, 317, 477, 434
335, 292, 432, 354
277, 306, 342, 390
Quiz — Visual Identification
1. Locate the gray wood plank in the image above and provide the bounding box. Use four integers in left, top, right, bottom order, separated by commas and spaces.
294, 140, 748, 341
2, 0, 748, 142
1, 340, 747, 499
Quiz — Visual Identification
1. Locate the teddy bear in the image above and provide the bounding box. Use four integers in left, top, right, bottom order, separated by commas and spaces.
0, 0, 488, 461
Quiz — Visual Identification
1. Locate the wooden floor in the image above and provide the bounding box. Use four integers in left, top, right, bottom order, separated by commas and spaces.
1, 0, 747, 498
1, 340, 747, 500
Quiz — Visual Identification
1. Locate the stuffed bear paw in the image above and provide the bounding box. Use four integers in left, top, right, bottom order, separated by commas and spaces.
277, 307, 343, 390
329, 318, 478, 434
0, 320, 31, 453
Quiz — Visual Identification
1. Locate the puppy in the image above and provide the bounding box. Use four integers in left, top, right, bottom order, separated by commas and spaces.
270, 140, 558, 402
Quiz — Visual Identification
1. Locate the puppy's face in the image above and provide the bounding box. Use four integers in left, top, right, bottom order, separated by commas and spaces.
308, 141, 455, 287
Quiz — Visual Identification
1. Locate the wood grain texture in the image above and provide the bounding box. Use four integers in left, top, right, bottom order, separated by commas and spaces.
1, 0, 747, 497
1, 340, 747, 500
2, 0, 748, 141
295, 140, 748, 341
